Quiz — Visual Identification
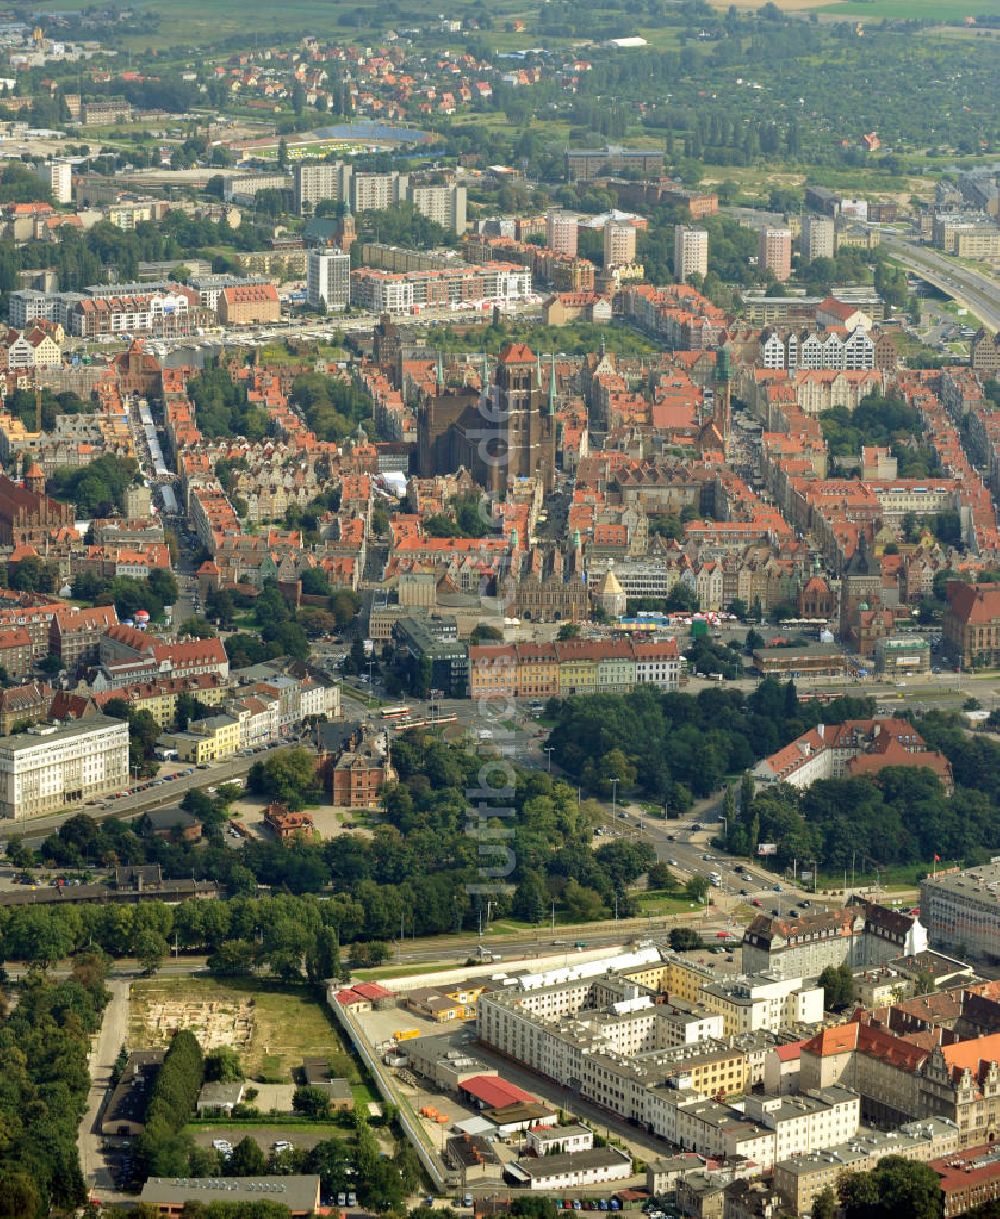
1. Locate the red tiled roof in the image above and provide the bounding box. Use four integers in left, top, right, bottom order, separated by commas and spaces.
460, 1075, 536, 1107
498, 342, 535, 364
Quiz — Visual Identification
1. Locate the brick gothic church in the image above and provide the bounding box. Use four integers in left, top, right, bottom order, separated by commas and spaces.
417, 342, 556, 496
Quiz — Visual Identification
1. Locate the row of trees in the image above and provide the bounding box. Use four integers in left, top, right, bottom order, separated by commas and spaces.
0, 739, 655, 971
0, 957, 110, 1217
71, 565, 178, 624
141, 1029, 205, 1179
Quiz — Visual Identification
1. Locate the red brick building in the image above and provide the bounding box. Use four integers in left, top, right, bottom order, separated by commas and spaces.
943, 581, 1000, 670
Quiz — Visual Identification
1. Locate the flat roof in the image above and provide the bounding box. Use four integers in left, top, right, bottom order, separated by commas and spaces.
139, 1176, 320, 1210
0, 715, 124, 752
512, 1148, 631, 1178
923, 862, 1000, 905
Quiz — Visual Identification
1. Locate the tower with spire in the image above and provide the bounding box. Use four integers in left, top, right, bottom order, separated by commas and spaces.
714, 345, 732, 444
492, 342, 556, 495
335, 202, 356, 254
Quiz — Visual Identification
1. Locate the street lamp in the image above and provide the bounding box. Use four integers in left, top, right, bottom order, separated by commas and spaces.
544, 746, 554, 773
610, 777, 619, 823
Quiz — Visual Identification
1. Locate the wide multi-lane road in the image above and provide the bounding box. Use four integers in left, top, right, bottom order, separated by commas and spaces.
882, 233, 1000, 331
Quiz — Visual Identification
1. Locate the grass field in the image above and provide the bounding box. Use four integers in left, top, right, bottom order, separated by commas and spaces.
129, 977, 360, 1084
635, 890, 705, 916
817, 0, 1000, 17
708, 0, 1000, 15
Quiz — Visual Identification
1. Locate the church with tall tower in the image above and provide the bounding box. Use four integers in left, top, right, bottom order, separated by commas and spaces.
488, 343, 557, 496
416, 342, 557, 497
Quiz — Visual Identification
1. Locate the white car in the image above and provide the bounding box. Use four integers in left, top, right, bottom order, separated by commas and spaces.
272, 1140, 294, 1153
213, 1140, 233, 1155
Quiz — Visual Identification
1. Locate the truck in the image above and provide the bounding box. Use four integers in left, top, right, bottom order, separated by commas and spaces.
393, 1028, 421, 1042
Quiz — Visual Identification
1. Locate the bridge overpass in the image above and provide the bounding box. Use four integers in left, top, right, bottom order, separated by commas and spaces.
882, 234, 1000, 332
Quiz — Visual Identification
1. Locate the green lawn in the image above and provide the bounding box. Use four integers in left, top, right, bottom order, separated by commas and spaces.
814, 860, 948, 892
635, 890, 704, 916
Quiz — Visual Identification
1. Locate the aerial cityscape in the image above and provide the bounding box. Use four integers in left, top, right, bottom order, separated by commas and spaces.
0, 0, 998, 1217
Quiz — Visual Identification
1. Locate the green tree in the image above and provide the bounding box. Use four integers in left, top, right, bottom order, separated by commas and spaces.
135, 928, 169, 975
247, 748, 322, 810
839, 1156, 942, 1219
562, 878, 606, 921
669, 927, 703, 951
227, 1135, 267, 1177
818, 963, 855, 1011
685, 874, 710, 902
293, 1085, 332, 1119
812, 1186, 838, 1219
512, 870, 548, 923
205, 1047, 244, 1083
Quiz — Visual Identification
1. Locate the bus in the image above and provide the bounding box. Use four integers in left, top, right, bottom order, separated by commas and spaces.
380, 705, 412, 721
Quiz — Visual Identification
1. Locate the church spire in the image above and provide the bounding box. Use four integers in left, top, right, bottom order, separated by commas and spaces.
548, 352, 556, 416
536, 352, 543, 389
436, 349, 444, 390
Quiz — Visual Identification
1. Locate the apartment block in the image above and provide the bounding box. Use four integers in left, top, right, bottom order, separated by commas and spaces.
546, 211, 579, 257
468, 637, 680, 699
773, 1118, 961, 1215
36, 159, 72, 204
408, 183, 467, 234
307, 248, 351, 310
294, 161, 352, 216
800, 215, 835, 262
476, 948, 828, 1157
218, 283, 280, 327
699, 975, 824, 1036
0, 717, 129, 820
7, 289, 57, 329
604, 221, 637, 269
920, 861, 1000, 963
674, 226, 709, 283
759, 227, 793, 282
350, 263, 531, 314
742, 900, 927, 980
351, 172, 408, 213
565, 146, 665, 182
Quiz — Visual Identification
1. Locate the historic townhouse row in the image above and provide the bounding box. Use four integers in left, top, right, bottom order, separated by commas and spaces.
468, 637, 680, 699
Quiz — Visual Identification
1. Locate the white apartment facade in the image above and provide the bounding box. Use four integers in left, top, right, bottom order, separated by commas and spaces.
0, 717, 129, 820
760, 327, 875, 372
294, 162, 352, 215
674, 225, 709, 282
307, 248, 351, 310
352, 172, 408, 213
604, 221, 637, 269
408, 183, 467, 234
37, 159, 73, 204
700, 975, 825, 1035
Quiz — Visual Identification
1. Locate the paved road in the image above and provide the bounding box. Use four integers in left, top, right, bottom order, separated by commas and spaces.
882, 234, 1000, 331
79, 977, 130, 1204
0, 741, 291, 846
